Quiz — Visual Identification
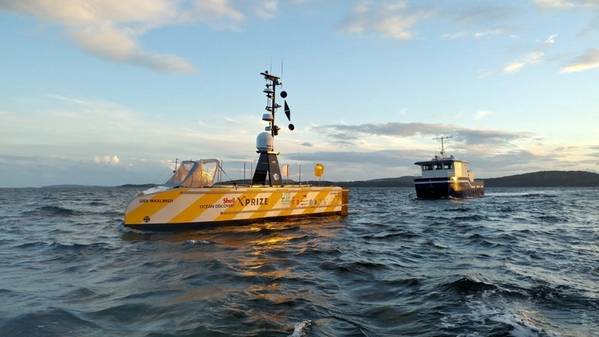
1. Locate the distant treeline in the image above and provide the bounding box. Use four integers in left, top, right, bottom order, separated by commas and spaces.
483, 171, 599, 187
336, 170, 599, 188
95, 170, 599, 188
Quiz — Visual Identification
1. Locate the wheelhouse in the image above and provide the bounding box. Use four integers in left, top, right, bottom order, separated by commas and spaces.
415, 157, 476, 181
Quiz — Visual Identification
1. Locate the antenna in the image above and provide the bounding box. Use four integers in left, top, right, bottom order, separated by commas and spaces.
433, 136, 452, 157
261, 70, 283, 138
280, 58, 284, 80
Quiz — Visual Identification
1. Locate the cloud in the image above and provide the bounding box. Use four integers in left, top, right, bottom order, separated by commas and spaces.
533, 0, 599, 9
0, 94, 269, 186
284, 148, 563, 180
0, 0, 197, 73
1, 94, 258, 161
194, 0, 245, 28
94, 155, 120, 165
286, 149, 420, 166
441, 28, 505, 40
0, 154, 170, 187
0, 94, 593, 185
0, 0, 272, 73
342, 1, 523, 42
561, 48, 599, 73
453, 3, 520, 25
313, 122, 532, 145
341, 0, 432, 40
255, 0, 278, 19
473, 28, 505, 38
544, 33, 558, 44
503, 51, 544, 74
474, 110, 493, 120
534, 0, 576, 8
73, 23, 195, 73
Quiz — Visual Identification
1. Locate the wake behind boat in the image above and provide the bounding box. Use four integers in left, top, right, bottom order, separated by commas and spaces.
123, 71, 349, 229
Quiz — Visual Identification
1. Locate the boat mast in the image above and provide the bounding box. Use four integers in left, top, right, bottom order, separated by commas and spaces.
434, 136, 452, 158
261, 71, 281, 138
252, 71, 287, 186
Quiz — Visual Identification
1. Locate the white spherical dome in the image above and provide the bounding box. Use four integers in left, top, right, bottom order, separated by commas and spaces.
256, 132, 274, 152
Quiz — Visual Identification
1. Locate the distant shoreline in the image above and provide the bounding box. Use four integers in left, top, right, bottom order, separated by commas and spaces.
337, 170, 599, 188
17, 170, 598, 189
0, 171, 599, 189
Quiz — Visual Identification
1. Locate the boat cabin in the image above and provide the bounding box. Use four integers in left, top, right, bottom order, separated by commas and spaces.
415, 156, 476, 182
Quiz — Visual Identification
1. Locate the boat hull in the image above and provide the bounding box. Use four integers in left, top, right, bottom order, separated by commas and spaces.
414, 178, 484, 199
124, 185, 349, 229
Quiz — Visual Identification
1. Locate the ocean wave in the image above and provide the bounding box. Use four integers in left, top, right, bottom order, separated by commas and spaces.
438, 275, 498, 294
0, 308, 99, 337
452, 214, 488, 222
488, 192, 559, 198
20, 205, 82, 217
287, 320, 312, 337
48, 241, 113, 252
362, 230, 419, 240
535, 215, 568, 224
87, 201, 108, 206
320, 260, 388, 274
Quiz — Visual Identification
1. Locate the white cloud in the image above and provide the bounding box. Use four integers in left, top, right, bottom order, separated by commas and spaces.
561, 48, 599, 73
474, 110, 493, 120
194, 0, 245, 28
441, 31, 469, 39
71, 22, 196, 73
95, 155, 120, 165
442, 28, 504, 40
0, 0, 197, 73
535, 0, 576, 8
544, 33, 558, 44
255, 0, 278, 19
342, 0, 432, 40
0, 94, 272, 167
535, 0, 599, 9
1, 94, 595, 185
0, 0, 282, 73
503, 51, 544, 74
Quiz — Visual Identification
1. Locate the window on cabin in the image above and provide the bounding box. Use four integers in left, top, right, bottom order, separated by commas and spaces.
444, 163, 453, 169
422, 165, 432, 171
434, 164, 443, 170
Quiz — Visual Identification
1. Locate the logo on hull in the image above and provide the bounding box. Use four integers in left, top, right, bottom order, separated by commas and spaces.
237, 197, 269, 206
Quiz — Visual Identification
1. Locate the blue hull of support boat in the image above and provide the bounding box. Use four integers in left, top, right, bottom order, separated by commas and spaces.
414, 178, 484, 199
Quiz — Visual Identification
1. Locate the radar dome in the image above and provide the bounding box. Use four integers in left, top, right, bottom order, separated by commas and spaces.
256, 132, 274, 152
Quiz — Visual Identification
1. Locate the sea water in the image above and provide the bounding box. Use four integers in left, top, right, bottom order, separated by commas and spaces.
0, 187, 597, 337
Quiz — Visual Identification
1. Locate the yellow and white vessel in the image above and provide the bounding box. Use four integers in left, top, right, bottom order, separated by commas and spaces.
124, 71, 349, 229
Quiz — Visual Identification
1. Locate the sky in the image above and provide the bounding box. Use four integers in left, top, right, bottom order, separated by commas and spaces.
1, 0, 598, 187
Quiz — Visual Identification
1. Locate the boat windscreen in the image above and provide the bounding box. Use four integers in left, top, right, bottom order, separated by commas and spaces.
181, 160, 217, 187
165, 161, 194, 186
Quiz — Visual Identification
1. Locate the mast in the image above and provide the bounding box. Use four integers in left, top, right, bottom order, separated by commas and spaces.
434, 136, 452, 158
261, 71, 282, 138
252, 71, 294, 186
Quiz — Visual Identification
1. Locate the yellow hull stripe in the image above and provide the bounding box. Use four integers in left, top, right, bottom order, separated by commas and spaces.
168, 192, 225, 224
124, 189, 184, 224
124, 186, 348, 226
